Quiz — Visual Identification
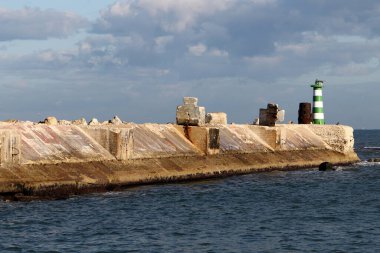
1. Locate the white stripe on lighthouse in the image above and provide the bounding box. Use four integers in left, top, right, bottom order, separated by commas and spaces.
313, 113, 324, 119
314, 101, 323, 107
314, 90, 322, 96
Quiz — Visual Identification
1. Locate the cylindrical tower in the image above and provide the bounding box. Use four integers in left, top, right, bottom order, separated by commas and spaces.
298, 102, 312, 124
310, 79, 325, 124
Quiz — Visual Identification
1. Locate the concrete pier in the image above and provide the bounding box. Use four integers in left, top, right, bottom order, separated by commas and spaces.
0, 122, 359, 200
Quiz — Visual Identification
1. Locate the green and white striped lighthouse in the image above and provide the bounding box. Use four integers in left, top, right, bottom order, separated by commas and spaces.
310, 79, 325, 124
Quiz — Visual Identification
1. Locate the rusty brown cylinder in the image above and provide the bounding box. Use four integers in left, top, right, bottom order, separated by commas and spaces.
298, 102, 312, 124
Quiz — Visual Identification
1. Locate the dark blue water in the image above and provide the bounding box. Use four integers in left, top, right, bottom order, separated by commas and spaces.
0, 130, 379, 252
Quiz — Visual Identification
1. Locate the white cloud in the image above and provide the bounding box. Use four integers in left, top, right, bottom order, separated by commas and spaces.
333, 58, 380, 76
154, 35, 174, 53
275, 42, 310, 55
209, 48, 229, 57
250, 0, 277, 5
138, 0, 232, 32
108, 2, 134, 16
0, 7, 88, 41
244, 55, 282, 65
188, 43, 207, 56
98, 0, 232, 33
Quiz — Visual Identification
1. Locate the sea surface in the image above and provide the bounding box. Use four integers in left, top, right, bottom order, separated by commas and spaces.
0, 130, 379, 252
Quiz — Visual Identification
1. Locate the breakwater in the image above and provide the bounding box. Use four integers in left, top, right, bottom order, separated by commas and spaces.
0, 122, 359, 200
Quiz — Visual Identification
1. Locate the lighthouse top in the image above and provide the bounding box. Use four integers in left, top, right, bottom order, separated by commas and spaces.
311, 79, 324, 88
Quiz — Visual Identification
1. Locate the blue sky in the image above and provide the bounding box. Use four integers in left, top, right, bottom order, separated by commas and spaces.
0, 0, 378, 128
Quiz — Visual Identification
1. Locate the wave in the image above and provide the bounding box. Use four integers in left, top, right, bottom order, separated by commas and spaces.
364, 147, 380, 150
355, 160, 380, 167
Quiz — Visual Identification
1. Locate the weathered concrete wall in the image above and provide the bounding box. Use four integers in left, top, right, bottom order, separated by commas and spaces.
84, 124, 202, 159
218, 125, 274, 153
0, 124, 114, 164
174, 125, 220, 155
0, 122, 359, 199
0, 123, 357, 164
307, 125, 355, 154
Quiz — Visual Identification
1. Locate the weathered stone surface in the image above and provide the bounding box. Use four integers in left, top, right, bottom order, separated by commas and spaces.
3, 119, 18, 123
176, 97, 206, 126
89, 118, 99, 126
58, 120, 71, 125
277, 110, 285, 122
111, 116, 122, 125
72, 118, 87, 125
206, 112, 227, 125
44, 117, 58, 125
0, 122, 359, 199
308, 125, 355, 154
183, 97, 198, 106
259, 104, 285, 126
23, 121, 35, 125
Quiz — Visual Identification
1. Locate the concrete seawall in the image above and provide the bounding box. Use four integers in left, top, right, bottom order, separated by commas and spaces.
0, 122, 359, 200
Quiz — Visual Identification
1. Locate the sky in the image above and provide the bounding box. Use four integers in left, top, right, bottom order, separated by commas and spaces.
0, 0, 379, 129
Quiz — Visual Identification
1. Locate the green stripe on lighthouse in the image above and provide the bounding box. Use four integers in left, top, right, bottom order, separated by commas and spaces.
310, 79, 325, 125
313, 107, 324, 113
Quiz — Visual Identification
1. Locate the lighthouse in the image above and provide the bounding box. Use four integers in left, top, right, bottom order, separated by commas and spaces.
310, 79, 325, 124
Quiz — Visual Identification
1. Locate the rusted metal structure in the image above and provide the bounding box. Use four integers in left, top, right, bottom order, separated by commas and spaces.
298, 102, 312, 124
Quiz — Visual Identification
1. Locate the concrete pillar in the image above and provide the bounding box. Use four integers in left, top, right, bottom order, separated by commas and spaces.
207, 128, 220, 155
0, 130, 21, 166
177, 126, 220, 155
83, 127, 134, 161
107, 129, 134, 160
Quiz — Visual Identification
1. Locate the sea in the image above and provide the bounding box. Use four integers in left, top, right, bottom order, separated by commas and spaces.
0, 130, 379, 252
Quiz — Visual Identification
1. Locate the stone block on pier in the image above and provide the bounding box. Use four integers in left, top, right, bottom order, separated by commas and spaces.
259, 103, 285, 126
176, 97, 206, 126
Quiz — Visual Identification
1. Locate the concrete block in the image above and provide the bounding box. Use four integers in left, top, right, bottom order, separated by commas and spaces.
83, 127, 133, 160
0, 130, 21, 166
277, 110, 285, 123
206, 112, 227, 125
89, 118, 99, 125
58, 120, 72, 125
259, 109, 269, 126
72, 118, 87, 125
176, 97, 205, 126
176, 126, 220, 155
111, 116, 123, 125
44, 117, 58, 125
259, 104, 285, 126
183, 97, 198, 106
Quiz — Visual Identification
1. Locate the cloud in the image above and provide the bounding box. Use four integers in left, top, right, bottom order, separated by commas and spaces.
2, 1, 380, 128
0, 7, 88, 41
188, 43, 207, 56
